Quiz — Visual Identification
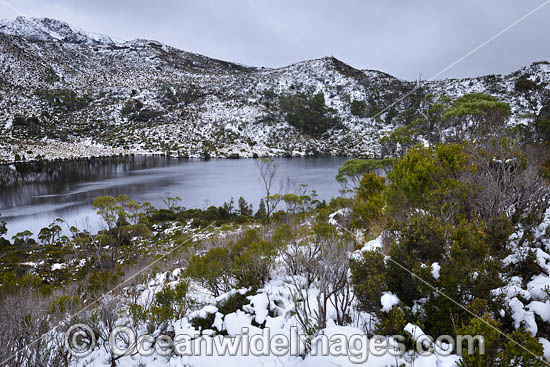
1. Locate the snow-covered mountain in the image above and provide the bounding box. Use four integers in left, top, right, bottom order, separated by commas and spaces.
0, 16, 548, 163
0, 16, 121, 45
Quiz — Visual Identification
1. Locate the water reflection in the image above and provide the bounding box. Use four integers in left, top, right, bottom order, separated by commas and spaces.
0, 156, 347, 237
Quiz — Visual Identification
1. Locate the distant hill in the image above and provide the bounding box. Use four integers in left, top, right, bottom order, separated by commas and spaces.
0, 16, 548, 162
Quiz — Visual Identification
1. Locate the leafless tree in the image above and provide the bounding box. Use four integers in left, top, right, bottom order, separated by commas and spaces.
255, 158, 295, 220
90, 297, 133, 367
463, 141, 550, 236
0, 289, 52, 367
283, 233, 354, 335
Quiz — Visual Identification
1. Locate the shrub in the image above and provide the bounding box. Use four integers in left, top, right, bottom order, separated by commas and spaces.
352, 172, 386, 228
228, 229, 278, 290
336, 158, 392, 192
456, 314, 545, 367
279, 92, 340, 137
216, 291, 251, 316
185, 247, 232, 297
350, 250, 387, 316
190, 312, 217, 333
350, 100, 368, 117
151, 280, 191, 325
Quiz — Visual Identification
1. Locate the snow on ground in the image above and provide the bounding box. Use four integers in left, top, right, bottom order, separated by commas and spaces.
431, 262, 440, 280
380, 292, 400, 312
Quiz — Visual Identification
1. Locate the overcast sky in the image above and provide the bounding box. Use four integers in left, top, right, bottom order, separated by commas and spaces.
1, 0, 549, 80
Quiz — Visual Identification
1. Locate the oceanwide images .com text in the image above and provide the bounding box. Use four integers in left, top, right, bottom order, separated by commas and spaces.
65, 324, 486, 363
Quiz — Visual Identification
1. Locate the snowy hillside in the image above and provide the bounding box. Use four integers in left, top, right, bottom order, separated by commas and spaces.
0, 16, 548, 163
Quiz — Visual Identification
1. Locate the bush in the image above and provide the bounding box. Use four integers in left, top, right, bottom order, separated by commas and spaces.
190, 312, 217, 333
35, 88, 89, 112
216, 291, 251, 316
352, 172, 386, 228
185, 247, 232, 297
229, 230, 278, 290
350, 250, 386, 315
279, 92, 340, 137
350, 100, 368, 117
151, 280, 191, 325
185, 229, 278, 296
456, 314, 545, 367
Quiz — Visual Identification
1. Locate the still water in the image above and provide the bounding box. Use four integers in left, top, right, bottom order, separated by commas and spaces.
0, 156, 347, 237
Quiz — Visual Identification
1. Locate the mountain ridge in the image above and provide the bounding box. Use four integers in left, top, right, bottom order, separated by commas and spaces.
0, 16, 548, 163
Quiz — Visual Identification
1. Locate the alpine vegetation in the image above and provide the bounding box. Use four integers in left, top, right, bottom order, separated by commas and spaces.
0, 11, 550, 367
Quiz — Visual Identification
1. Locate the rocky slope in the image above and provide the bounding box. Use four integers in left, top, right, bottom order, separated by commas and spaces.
0, 16, 548, 163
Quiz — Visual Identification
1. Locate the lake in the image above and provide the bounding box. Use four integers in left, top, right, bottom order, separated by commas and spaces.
0, 156, 348, 238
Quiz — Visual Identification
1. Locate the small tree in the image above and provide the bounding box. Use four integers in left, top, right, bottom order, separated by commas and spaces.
237, 197, 253, 217
336, 158, 392, 193
92, 195, 150, 269
162, 195, 183, 212
255, 158, 294, 220
38, 219, 64, 246
443, 93, 510, 141
185, 247, 233, 297
0, 214, 7, 237
417, 93, 450, 145
283, 227, 354, 334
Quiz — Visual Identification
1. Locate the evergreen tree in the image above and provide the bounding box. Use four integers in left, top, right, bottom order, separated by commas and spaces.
256, 199, 267, 218
238, 197, 253, 217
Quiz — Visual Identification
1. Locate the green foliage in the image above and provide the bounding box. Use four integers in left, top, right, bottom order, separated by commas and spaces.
0, 214, 7, 238
336, 158, 392, 191
352, 172, 386, 228
151, 280, 192, 325
238, 197, 253, 217
190, 311, 217, 333
385, 143, 470, 218
121, 99, 162, 122
92, 195, 150, 268
375, 308, 408, 337
86, 269, 122, 296
216, 291, 252, 316
35, 88, 89, 112
185, 246, 232, 297
535, 103, 550, 143
229, 229, 279, 289
12, 114, 42, 135
443, 93, 511, 139
37, 219, 63, 246
416, 93, 451, 146
350, 250, 387, 315
514, 78, 539, 94
47, 294, 81, 315
256, 199, 267, 218
350, 99, 368, 117
186, 229, 278, 296
279, 92, 340, 137
11, 230, 36, 247
456, 314, 545, 367
281, 186, 317, 214
350, 140, 540, 339
380, 123, 422, 157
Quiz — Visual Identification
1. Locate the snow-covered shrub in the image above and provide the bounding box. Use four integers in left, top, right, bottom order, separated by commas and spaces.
456, 313, 545, 367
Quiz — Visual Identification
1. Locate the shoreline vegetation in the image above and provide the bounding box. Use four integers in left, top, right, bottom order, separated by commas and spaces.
0, 150, 357, 167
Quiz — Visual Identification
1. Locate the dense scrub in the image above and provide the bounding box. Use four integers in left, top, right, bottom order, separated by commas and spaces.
345, 95, 550, 366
